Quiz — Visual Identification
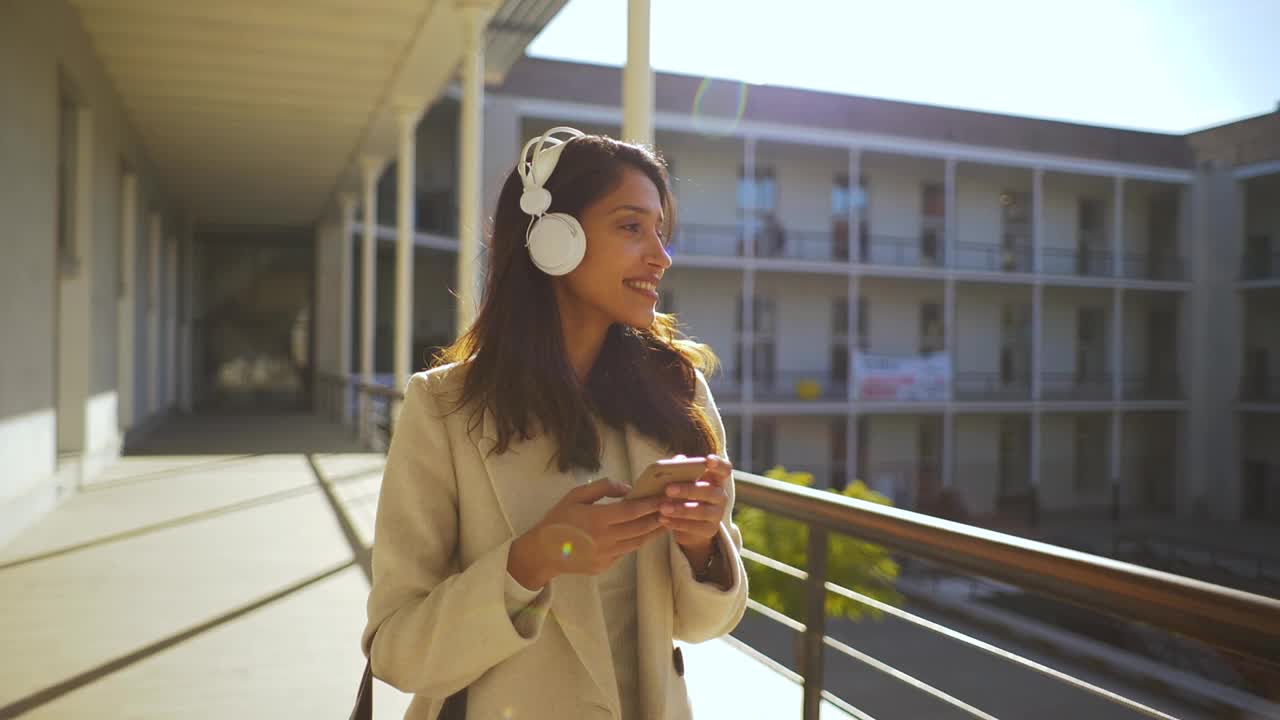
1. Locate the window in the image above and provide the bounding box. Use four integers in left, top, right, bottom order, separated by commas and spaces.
857, 295, 869, 349
832, 297, 848, 335
751, 418, 776, 472
920, 302, 944, 354
737, 165, 776, 213
830, 345, 849, 386
922, 183, 945, 264
1076, 307, 1106, 380
1073, 415, 1108, 492
831, 419, 848, 490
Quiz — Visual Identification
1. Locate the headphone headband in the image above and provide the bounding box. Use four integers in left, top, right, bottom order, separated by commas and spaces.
518, 126, 585, 192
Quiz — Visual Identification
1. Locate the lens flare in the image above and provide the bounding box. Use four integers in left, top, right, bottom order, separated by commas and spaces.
561, 541, 574, 558
691, 78, 749, 139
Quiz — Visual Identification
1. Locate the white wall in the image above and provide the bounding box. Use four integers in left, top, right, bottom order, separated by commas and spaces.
660, 269, 740, 373
772, 416, 837, 486
954, 415, 1001, 514
955, 284, 1031, 375
1040, 288, 1113, 376
655, 130, 741, 228
858, 278, 942, 356
757, 141, 847, 235
757, 273, 846, 374
0, 0, 170, 542
861, 414, 926, 507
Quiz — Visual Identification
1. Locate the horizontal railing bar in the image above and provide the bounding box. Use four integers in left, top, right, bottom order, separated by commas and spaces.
745, 597, 806, 634
740, 547, 809, 581
734, 472, 1280, 671
818, 689, 878, 720
822, 580, 1180, 719
822, 635, 1001, 720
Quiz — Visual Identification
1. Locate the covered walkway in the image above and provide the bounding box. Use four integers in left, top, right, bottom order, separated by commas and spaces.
0, 415, 852, 719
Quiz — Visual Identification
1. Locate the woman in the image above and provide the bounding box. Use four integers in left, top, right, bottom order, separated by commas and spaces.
362, 128, 749, 720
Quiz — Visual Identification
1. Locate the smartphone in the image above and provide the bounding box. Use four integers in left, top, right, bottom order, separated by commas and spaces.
628, 456, 707, 499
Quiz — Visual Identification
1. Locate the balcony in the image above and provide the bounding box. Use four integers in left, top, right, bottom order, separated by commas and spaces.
755, 230, 849, 262
861, 234, 945, 269
1121, 251, 1186, 281
669, 223, 742, 257
1241, 376, 1280, 404
1041, 246, 1114, 278
1040, 372, 1112, 401
755, 371, 848, 401
1242, 250, 1280, 281
954, 372, 1032, 401
953, 241, 1034, 273
1122, 374, 1184, 401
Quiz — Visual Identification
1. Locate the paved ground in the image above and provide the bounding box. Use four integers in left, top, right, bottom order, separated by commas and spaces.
0, 413, 850, 720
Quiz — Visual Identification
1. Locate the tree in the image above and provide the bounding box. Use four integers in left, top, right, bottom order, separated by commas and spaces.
737, 466, 904, 626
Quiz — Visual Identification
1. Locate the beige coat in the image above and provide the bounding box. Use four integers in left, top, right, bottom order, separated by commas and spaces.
363, 362, 749, 720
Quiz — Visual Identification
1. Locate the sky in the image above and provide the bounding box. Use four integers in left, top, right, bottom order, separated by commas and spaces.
526, 0, 1280, 135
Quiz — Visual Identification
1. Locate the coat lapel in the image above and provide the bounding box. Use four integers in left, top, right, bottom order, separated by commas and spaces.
624, 423, 677, 720
476, 409, 619, 715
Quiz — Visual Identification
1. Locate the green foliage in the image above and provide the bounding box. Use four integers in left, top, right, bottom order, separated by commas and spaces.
737, 466, 904, 623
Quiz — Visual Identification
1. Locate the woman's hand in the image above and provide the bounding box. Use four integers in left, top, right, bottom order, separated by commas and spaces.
511, 478, 667, 588
659, 454, 732, 553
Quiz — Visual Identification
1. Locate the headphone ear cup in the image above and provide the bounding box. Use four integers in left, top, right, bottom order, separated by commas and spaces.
527, 213, 586, 276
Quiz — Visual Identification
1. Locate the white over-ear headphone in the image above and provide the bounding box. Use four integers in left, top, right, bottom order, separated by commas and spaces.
518, 126, 587, 276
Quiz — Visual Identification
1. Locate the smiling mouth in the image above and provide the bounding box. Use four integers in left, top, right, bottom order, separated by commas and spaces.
623, 280, 658, 300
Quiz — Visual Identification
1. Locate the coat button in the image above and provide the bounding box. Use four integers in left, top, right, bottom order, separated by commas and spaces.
672, 646, 685, 677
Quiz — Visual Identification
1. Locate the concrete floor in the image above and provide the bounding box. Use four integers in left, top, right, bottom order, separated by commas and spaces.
0, 413, 849, 719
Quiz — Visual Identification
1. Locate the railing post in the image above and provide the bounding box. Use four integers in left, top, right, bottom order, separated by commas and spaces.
802, 526, 828, 720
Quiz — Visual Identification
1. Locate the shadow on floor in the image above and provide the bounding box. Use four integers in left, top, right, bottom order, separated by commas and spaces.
126, 413, 367, 455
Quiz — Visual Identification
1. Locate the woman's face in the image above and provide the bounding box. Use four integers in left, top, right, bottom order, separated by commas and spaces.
554, 166, 672, 331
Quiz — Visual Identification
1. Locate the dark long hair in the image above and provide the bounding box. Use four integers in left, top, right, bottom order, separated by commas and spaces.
433, 134, 721, 472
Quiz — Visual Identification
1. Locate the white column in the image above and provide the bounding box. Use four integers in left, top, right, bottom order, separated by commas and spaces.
740, 136, 757, 468
116, 172, 138, 429
1032, 168, 1044, 274
848, 148, 861, 263
456, 6, 486, 339
360, 156, 380, 443
166, 234, 179, 410
395, 107, 417, 396
147, 213, 162, 418
944, 158, 957, 268
338, 192, 356, 424
1113, 177, 1125, 278
622, 0, 654, 145
180, 228, 195, 412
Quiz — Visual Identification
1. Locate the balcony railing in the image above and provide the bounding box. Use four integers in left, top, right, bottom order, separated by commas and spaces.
953, 241, 1034, 273
1241, 376, 1280, 403
755, 371, 848, 401
319, 372, 1280, 720
1122, 251, 1186, 281
862, 234, 945, 269
1122, 374, 1183, 401
754, 230, 850, 262
1040, 372, 1112, 401
669, 223, 742, 257
735, 473, 1280, 719
1241, 251, 1280, 281
954, 372, 1031, 401
1041, 246, 1114, 278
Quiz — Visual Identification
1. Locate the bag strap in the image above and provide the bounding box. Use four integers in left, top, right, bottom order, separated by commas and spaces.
349, 659, 373, 720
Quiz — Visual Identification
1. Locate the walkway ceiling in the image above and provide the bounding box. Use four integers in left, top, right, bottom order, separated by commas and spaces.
68, 0, 566, 231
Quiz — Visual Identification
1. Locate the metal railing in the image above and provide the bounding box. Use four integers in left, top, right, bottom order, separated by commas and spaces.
753, 230, 851, 262
734, 473, 1280, 719
669, 223, 742, 257
1240, 376, 1280, 403
862, 234, 946, 269
1122, 252, 1186, 281
1241, 251, 1280, 281
1122, 374, 1184, 401
319, 372, 1280, 719
1041, 246, 1114, 278
755, 371, 849, 401
1040, 372, 1112, 401
954, 372, 1031, 401
953, 241, 1034, 273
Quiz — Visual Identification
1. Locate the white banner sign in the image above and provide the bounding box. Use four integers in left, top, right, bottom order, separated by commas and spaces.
854, 351, 951, 401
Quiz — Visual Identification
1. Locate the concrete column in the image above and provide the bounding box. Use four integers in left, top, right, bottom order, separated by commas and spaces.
848, 148, 861, 263
147, 213, 162, 419
1113, 177, 1125, 278
116, 172, 138, 429
360, 156, 380, 443
395, 107, 418, 396
456, 6, 486, 338
338, 192, 356, 425
1032, 168, 1044, 273
1112, 288, 1124, 401
622, 0, 654, 145
944, 158, 957, 268
742, 137, 756, 259
166, 235, 179, 410
943, 278, 956, 488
